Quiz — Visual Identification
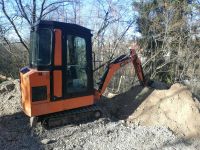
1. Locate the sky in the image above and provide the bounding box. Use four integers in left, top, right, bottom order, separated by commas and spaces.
1, 0, 200, 42
0, 0, 140, 42
80, 0, 140, 37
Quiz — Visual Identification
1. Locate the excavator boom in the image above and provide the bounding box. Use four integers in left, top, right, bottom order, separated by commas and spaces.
96, 48, 146, 97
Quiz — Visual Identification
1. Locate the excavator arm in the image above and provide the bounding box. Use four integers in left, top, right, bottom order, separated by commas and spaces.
95, 48, 146, 99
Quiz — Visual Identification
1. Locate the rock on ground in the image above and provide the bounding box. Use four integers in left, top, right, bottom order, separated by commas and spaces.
0, 80, 21, 116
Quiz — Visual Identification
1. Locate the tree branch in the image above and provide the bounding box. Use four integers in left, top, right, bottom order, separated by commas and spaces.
43, 0, 71, 11
0, 0, 29, 52
16, 0, 31, 25
38, 0, 46, 21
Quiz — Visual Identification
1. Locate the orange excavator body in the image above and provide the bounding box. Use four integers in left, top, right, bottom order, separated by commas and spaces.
20, 68, 94, 117
20, 20, 146, 126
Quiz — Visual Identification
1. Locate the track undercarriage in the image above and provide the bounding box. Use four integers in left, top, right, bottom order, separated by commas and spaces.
30, 105, 103, 129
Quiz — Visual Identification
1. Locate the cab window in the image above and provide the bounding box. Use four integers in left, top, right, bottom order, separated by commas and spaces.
37, 29, 52, 65
30, 28, 52, 66
66, 35, 88, 93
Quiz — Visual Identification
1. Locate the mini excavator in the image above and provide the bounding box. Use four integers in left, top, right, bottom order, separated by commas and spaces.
20, 20, 146, 128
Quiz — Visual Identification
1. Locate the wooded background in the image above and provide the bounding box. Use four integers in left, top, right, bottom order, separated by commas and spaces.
0, 0, 199, 94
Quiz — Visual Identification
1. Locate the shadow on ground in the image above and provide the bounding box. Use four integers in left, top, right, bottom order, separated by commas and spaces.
0, 112, 43, 150
98, 83, 170, 121
160, 137, 200, 149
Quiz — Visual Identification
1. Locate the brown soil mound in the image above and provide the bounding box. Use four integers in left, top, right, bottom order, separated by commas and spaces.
127, 83, 200, 138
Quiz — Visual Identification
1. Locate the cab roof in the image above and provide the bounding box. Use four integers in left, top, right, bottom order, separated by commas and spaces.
33, 20, 92, 36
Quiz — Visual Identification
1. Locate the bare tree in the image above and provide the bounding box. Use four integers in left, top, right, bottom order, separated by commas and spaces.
0, 0, 72, 52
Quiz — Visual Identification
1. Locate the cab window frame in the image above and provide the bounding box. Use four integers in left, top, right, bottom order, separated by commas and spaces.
30, 28, 53, 67
65, 34, 88, 94
37, 28, 53, 66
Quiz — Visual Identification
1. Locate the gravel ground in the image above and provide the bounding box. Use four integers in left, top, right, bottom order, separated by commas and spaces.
1, 80, 200, 150
39, 119, 200, 150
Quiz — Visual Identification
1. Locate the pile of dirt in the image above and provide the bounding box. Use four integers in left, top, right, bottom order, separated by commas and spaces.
126, 83, 200, 138
99, 81, 170, 118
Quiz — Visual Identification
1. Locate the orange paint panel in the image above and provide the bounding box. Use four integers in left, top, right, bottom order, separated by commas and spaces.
20, 72, 31, 116
29, 71, 50, 102
31, 95, 94, 116
54, 29, 62, 66
53, 70, 62, 97
21, 69, 95, 117
100, 64, 121, 95
20, 69, 51, 116
94, 89, 101, 102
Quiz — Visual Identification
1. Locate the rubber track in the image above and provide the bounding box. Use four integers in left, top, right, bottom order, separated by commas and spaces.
41, 105, 102, 129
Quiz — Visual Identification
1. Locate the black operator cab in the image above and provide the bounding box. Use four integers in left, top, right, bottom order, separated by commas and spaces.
29, 20, 94, 100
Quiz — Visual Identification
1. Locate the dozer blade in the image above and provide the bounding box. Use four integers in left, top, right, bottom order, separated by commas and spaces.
40, 105, 103, 129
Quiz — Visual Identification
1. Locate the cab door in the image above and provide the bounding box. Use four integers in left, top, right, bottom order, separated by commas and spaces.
63, 33, 93, 98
